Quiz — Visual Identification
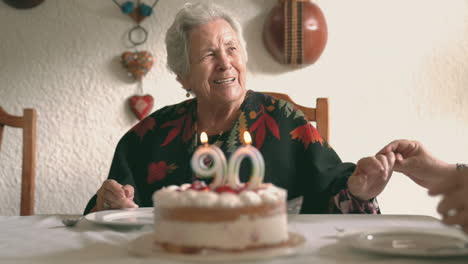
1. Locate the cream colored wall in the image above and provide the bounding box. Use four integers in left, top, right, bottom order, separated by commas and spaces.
0, 0, 467, 216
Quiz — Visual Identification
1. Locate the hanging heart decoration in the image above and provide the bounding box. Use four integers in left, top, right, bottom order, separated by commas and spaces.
121, 51, 154, 81
129, 94, 154, 120
113, 1, 159, 121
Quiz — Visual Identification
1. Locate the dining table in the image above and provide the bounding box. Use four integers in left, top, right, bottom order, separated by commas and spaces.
0, 211, 467, 264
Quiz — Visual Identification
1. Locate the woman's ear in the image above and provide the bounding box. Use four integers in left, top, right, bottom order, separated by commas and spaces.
177, 76, 192, 98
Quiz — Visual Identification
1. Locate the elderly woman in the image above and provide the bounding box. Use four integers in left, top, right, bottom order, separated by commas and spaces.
84, 2, 396, 214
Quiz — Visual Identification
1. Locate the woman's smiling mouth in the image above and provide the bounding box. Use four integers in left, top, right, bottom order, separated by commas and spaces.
213, 77, 236, 84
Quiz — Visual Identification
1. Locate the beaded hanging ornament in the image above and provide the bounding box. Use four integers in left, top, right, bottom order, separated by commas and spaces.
113, 0, 159, 120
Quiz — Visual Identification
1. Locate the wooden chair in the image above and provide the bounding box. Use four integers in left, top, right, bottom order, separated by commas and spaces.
0, 107, 37, 215
262, 92, 329, 143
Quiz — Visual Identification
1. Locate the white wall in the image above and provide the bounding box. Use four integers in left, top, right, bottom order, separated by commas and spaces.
0, 0, 467, 217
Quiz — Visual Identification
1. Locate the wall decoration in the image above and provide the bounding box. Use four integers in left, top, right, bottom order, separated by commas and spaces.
263, 0, 328, 66
112, 0, 159, 120
121, 50, 154, 81
129, 94, 154, 120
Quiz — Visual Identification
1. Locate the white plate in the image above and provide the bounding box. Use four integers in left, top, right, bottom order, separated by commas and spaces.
339, 227, 468, 257
128, 232, 306, 262
84, 208, 154, 228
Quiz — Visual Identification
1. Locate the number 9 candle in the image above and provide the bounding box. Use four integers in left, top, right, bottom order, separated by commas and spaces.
227, 131, 265, 189
190, 132, 227, 188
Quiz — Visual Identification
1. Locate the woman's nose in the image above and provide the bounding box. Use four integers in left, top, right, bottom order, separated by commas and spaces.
216, 53, 232, 71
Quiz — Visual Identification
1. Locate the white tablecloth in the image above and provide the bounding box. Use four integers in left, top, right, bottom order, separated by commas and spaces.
0, 213, 467, 264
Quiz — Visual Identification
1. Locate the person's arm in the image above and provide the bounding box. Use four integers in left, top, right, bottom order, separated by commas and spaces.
83, 134, 140, 215
346, 151, 396, 200
292, 122, 382, 214
264, 93, 382, 214
378, 139, 468, 234
323, 148, 397, 214
377, 139, 454, 188
428, 163, 468, 234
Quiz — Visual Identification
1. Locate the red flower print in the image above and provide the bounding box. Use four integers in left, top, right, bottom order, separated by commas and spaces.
249, 105, 280, 148
131, 117, 156, 140
147, 161, 178, 184
160, 113, 194, 146
290, 123, 324, 149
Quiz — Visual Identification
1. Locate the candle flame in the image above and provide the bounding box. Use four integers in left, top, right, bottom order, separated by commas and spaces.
243, 131, 252, 145
200, 132, 208, 144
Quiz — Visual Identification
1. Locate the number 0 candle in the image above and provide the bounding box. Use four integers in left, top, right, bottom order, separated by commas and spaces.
227, 131, 265, 189
190, 132, 227, 188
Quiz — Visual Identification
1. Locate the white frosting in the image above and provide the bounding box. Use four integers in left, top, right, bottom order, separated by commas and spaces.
238, 190, 262, 206
180, 183, 191, 190
217, 193, 243, 208
153, 183, 289, 251
258, 190, 278, 204
153, 184, 287, 208
192, 191, 218, 207
165, 185, 180, 191
153, 189, 178, 207
154, 213, 288, 249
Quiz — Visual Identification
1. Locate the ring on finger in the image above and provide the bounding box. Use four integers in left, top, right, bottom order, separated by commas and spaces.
446, 208, 457, 217
103, 202, 111, 210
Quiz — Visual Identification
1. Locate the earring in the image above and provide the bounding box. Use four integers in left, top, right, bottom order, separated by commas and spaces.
186, 91, 191, 98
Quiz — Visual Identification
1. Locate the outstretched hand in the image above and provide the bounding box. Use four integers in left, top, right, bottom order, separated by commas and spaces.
347, 152, 396, 201
376, 139, 468, 234
377, 139, 451, 188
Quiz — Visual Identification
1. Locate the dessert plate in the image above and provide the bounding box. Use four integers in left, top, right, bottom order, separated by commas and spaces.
339, 227, 468, 257
128, 232, 306, 262
85, 207, 154, 228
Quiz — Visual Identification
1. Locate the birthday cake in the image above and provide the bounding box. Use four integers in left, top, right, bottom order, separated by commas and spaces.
152, 181, 288, 253
152, 132, 289, 253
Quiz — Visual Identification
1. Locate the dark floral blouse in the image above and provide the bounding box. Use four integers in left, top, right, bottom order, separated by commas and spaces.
84, 90, 379, 214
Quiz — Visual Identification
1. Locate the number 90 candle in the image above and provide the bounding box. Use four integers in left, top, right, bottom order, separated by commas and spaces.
190, 132, 227, 188
227, 131, 265, 189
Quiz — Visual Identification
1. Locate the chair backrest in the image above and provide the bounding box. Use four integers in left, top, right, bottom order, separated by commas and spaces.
0, 107, 37, 215
262, 92, 329, 143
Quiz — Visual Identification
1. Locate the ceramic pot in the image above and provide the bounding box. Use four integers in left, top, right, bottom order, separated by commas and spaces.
3, 0, 45, 9
263, 0, 327, 65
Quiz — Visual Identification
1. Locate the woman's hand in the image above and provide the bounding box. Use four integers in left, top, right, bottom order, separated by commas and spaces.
377, 139, 452, 188
347, 152, 396, 201
429, 170, 468, 234
95, 180, 138, 211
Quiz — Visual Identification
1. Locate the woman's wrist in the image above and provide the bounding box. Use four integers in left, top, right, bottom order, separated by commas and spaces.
346, 178, 373, 201
437, 163, 457, 178
347, 188, 373, 201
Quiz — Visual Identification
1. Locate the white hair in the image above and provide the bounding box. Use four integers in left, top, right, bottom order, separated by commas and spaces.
165, 2, 247, 78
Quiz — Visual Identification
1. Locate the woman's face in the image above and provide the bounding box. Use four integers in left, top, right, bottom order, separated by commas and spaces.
179, 19, 247, 106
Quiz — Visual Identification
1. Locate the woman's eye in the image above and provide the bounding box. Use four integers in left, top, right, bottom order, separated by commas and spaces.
201, 53, 214, 61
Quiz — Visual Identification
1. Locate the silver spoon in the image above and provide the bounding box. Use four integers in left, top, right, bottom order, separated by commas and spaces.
62, 216, 83, 227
